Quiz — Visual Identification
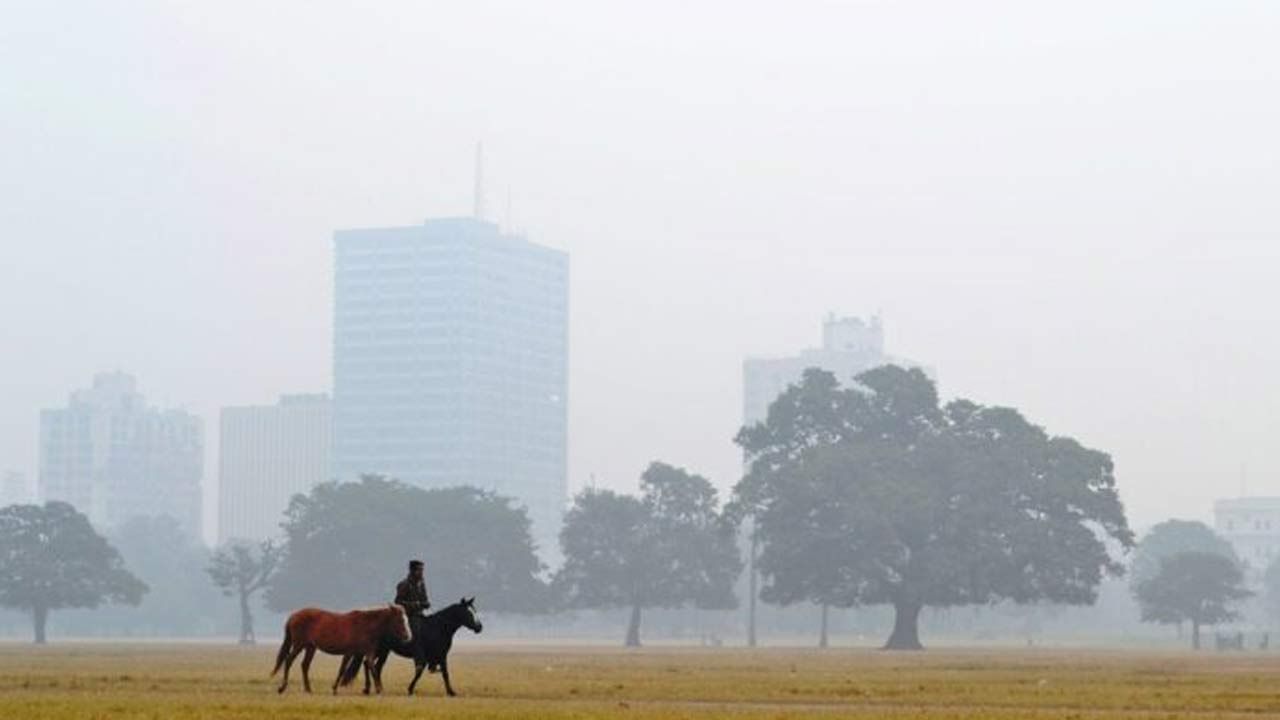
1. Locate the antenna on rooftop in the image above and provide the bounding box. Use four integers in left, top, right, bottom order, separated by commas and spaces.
472, 141, 486, 221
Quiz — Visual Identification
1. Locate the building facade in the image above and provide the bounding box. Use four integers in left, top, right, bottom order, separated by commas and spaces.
744, 314, 922, 424
38, 372, 203, 537
1213, 497, 1280, 576
332, 217, 568, 555
218, 394, 332, 543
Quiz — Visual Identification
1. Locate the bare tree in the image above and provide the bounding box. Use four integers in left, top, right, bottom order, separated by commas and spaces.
207, 540, 280, 645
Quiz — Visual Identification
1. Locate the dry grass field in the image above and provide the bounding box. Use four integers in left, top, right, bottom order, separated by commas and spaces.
2, 642, 1280, 719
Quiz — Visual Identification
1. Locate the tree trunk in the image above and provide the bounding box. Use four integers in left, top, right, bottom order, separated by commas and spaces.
238, 591, 255, 645
747, 530, 758, 648
1191, 619, 1201, 651
624, 604, 642, 647
818, 603, 829, 648
883, 601, 923, 651
33, 605, 48, 645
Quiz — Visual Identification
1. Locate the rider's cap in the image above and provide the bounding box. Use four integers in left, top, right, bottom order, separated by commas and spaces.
409, 559, 424, 569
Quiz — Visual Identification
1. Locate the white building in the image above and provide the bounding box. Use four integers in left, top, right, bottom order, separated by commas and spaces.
744, 314, 924, 424
39, 372, 203, 537
332, 217, 568, 556
1213, 497, 1280, 575
218, 394, 331, 543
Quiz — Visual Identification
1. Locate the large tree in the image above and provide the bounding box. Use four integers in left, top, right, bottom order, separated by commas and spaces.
106, 515, 216, 636
0, 502, 147, 643
1129, 520, 1238, 591
1263, 555, 1280, 626
735, 365, 1133, 650
1135, 551, 1250, 650
556, 462, 741, 646
208, 539, 281, 644
266, 476, 548, 614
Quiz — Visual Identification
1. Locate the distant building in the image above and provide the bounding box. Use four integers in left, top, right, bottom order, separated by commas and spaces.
1, 470, 29, 507
38, 372, 203, 536
744, 314, 924, 424
332, 216, 568, 555
1214, 497, 1280, 575
218, 394, 332, 543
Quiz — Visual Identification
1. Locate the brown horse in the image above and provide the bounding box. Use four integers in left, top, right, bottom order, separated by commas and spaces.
271, 604, 411, 694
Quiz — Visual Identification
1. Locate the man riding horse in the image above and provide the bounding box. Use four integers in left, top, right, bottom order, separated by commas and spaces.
394, 559, 437, 672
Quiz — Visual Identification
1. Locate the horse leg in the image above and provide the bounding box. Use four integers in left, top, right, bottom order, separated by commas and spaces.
363, 653, 382, 694
277, 644, 303, 694
332, 653, 358, 691
441, 658, 456, 697
407, 659, 426, 696
360, 655, 371, 695
333, 655, 355, 695
300, 646, 317, 693
370, 649, 390, 695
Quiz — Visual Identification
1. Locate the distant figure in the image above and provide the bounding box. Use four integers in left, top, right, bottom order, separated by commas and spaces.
395, 559, 435, 670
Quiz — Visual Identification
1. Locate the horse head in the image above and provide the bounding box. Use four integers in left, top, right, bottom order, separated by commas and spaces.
459, 596, 483, 634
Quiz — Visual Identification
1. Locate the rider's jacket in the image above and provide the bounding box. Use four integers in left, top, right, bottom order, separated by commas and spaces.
395, 576, 431, 615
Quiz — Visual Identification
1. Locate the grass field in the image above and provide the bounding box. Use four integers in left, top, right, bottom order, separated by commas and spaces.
2, 642, 1280, 719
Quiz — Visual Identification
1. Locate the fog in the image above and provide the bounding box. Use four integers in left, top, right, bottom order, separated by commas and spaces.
3, 0, 1279, 553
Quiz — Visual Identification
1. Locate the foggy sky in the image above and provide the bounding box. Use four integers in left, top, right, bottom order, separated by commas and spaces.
2, 1, 1278, 546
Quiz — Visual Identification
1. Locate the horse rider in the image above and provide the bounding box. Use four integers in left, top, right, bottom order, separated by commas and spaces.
394, 559, 437, 672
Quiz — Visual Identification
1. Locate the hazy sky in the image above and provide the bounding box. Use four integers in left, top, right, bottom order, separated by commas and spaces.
2, 1, 1278, 545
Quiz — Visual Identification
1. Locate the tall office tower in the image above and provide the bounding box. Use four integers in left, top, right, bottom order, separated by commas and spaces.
39, 372, 203, 536
218, 394, 332, 543
333, 217, 569, 556
744, 314, 924, 424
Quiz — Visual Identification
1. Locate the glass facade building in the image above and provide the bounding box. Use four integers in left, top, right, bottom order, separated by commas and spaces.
332, 217, 568, 555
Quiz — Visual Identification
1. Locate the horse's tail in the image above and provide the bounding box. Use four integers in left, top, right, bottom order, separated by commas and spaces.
338, 654, 363, 687
270, 622, 292, 677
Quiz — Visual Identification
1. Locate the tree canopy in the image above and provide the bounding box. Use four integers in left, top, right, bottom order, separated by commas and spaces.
556, 462, 741, 646
1263, 555, 1280, 625
1128, 519, 1238, 592
266, 476, 548, 614
0, 502, 147, 643
734, 365, 1134, 649
1135, 550, 1250, 649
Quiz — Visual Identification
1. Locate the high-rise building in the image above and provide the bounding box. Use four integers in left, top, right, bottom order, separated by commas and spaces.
332, 217, 568, 555
1214, 497, 1280, 577
38, 372, 203, 536
218, 394, 332, 543
744, 314, 923, 424
1, 470, 29, 507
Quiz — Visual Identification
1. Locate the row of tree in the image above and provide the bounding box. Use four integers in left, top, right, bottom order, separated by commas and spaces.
2, 365, 1151, 649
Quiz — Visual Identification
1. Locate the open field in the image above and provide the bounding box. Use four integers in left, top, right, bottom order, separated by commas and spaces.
3, 643, 1280, 719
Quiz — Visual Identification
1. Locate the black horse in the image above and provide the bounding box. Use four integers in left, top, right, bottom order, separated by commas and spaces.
340, 597, 483, 696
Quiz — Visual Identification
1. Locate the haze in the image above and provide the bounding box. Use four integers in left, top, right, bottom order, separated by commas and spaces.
2, 1, 1277, 546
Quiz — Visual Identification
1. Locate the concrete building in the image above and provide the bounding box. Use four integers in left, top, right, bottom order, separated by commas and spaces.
218, 394, 332, 543
39, 372, 203, 536
744, 314, 922, 424
1214, 497, 1280, 575
332, 216, 568, 555
1, 470, 29, 507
